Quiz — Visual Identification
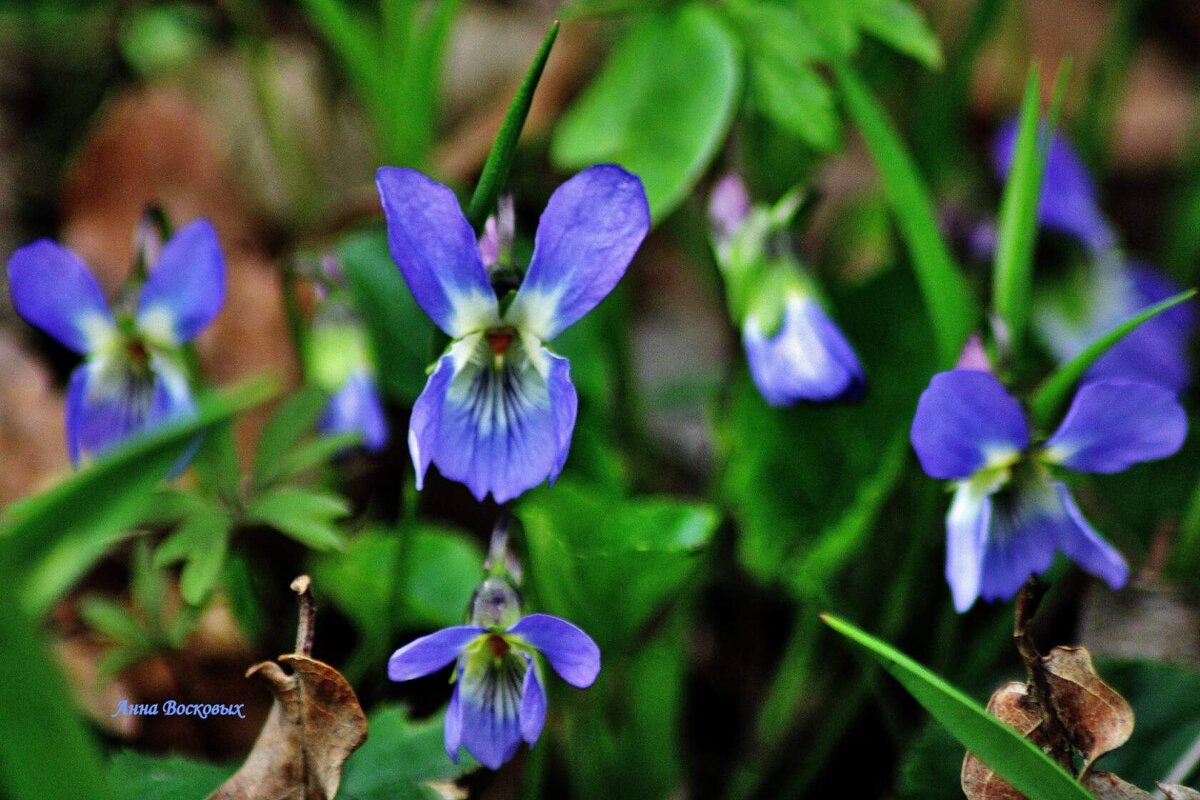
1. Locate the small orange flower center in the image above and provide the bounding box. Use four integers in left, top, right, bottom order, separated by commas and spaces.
487, 634, 510, 659
486, 330, 514, 357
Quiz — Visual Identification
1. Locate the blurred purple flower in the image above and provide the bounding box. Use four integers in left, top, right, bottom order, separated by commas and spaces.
7, 220, 224, 466
707, 174, 865, 407
911, 369, 1186, 612
992, 122, 1196, 392
320, 370, 388, 452
388, 577, 600, 769
377, 164, 649, 503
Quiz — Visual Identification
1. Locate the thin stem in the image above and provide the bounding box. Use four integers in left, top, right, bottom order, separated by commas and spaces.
1013, 577, 1074, 770
291, 575, 316, 657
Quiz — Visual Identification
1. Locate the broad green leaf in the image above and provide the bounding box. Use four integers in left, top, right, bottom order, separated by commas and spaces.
0, 378, 277, 611
823, 614, 1095, 800
992, 65, 1048, 360
551, 5, 740, 222
795, 0, 859, 56
832, 61, 976, 367
247, 487, 348, 551
339, 706, 472, 799
312, 524, 483, 632
856, 0, 943, 69
252, 385, 328, 487
0, 586, 113, 800
1030, 289, 1196, 427
79, 597, 147, 648
520, 481, 717, 650
720, 269, 932, 584
465, 21, 559, 230
275, 433, 362, 480
339, 227, 433, 403
108, 751, 234, 799
172, 508, 232, 606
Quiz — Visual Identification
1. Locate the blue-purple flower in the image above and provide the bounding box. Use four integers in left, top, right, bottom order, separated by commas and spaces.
377, 164, 649, 503
7, 220, 224, 466
707, 174, 865, 406
911, 369, 1186, 612
388, 577, 600, 769
992, 121, 1196, 392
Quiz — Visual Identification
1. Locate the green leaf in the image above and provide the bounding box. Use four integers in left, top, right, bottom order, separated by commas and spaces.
79, 597, 147, 648
275, 433, 362, 481
298, 0, 380, 107
252, 385, 328, 486
832, 61, 976, 367
338, 706, 472, 799
856, 0, 944, 69
160, 507, 232, 606
0, 586, 113, 800
520, 481, 718, 651
1030, 289, 1197, 427
465, 21, 559, 230
992, 64, 1048, 360
339, 227, 433, 403
0, 378, 277, 612
552, 5, 741, 222
247, 487, 348, 551
108, 751, 235, 799
312, 524, 483, 632
822, 614, 1095, 800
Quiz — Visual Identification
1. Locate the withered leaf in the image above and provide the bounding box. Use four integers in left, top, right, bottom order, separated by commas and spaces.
1083, 771, 1153, 799
207, 654, 367, 800
1042, 646, 1134, 769
962, 681, 1048, 800
1159, 784, 1200, 800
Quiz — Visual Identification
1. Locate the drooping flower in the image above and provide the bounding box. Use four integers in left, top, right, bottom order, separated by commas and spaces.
308, 263, 388, 452
991, 121, 1195, 392
911, 368, 1186, 612
387, 575, 600, 770
7, 219, 224, 466
707, 174, 865, 407
377, 164, 649, 502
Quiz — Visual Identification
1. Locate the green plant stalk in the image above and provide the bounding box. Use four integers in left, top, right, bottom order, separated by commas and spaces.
465, 21, 560, 231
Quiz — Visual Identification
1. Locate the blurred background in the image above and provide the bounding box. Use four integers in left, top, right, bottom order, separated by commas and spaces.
2, 0, 1200, 798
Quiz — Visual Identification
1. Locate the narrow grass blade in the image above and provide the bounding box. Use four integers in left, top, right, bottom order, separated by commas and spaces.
1030, 288, 1196, 426
822, 614, 1095, 800
466, 21, 559, 230
832, 61, 977, 368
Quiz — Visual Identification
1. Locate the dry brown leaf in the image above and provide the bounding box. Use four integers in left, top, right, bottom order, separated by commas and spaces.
207, 654, 367, 800
1084, 771, 1153, 799
962, 681, 1047, 800
1159, 784, 1200, 800
1042, 646, 1134, 770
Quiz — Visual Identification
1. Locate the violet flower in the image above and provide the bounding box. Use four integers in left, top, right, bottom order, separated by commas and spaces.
377, 165, 649, 502
7, 220, 224, 466
911, 368, 1186, 612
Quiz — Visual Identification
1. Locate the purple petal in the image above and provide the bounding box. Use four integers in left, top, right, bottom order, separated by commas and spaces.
458, 652, 526, 769
975, 478, 1127, 603
509, 613, 600, 688
742, 296, 865, 406
66, 359, 196, 467
1044, 381, 1186, 473
910, 370, 1029, 480
709, 173, 752, 240
519, 659, 546, 745
1052, 481, 1129, 590
321, 371, 389, 452
136, 220, 225, 345
387, 626, 483, 682
992, 119, 1114, 251
444, 681, 463, 763
408, 341, 577, 503
508, 165, 649, 340
8, 240, 114, 353
376, 167, 497, 337
945, 483, 992, 613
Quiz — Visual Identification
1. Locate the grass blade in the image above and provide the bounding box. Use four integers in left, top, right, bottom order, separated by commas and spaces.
832, 61, 977, 368
1030, 288, 1196, 426
465, 21, 559, 231
822, 614, 1095, 800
